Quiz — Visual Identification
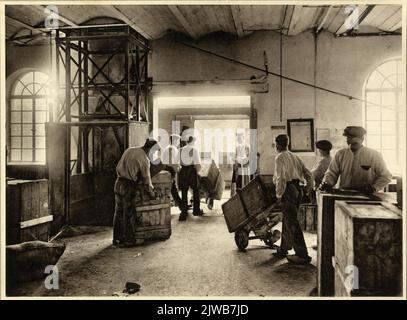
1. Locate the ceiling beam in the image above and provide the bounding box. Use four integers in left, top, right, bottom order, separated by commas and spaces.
32, 5, 77, 27
316, 5, 332, 33
168, 5, 199, 39
230, 6, 244, 37
105, 5, 152, 40
335, 5, 375, 36
287, 5, 303, 36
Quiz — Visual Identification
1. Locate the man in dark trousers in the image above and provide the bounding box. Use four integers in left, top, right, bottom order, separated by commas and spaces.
273, 134, 313, 265
113, 139, 159, 246
178, 133, 204, 221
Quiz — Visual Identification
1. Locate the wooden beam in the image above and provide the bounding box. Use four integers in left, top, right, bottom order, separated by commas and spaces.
316, 5, 333, 33
6, 15, 41, 32
230, 6, 244, 37
32, 5, 77, 27
168, 5, 199, 39
335, 5, 375, 35
287, 5, 303, 35
105, 5, 152, 40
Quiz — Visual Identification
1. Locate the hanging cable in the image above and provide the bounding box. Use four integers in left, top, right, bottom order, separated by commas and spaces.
174, 39, 382, 108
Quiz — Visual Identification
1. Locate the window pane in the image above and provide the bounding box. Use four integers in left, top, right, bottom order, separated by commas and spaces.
10, 124, 21, 136
10, 111, 21, 123
22, 99, 32, 111
35, 71, 49, 85
22, 149, 33, 162
382, 106, 397, 120
10, 99, 21, 110
35, 149, 46, 163
22, 112, 33, 123
382, 135, 397, 149
382, 150, 397, 163
22, 85, 34, 95
11, 137, 21, 148
382, 121, 396, 135
35, 124, 46, 136
378, 61, 397, 76
35, 136, 46, 148
20, 72, 34, 84
22, 137, 33, 148
36, 99, 47, 111
10, 149, 21, 161
367, 121, 381, 134
367, 135, 381, 149
366, 92, 381, 104
35, 111, 47, 123
13, 81, 24, 95
22, 124, 32, 136
381, 92, 396, 106
366, 106, 381, 120
366, 71, 383, 89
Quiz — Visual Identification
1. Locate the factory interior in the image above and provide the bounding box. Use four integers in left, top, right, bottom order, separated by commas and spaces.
3, 3, 405, 298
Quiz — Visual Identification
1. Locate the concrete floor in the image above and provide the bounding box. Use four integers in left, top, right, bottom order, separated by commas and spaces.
8, 193, 318, 297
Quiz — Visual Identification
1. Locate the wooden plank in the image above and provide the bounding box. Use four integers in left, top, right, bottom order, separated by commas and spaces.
230, 5, 244, 37
168, 5, 199, 39
135, 203, 171, 212
316, 191, 371, 296
20, 215, 53, 229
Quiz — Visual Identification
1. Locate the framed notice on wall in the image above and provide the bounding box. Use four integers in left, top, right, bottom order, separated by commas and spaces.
287, 119, 314, 152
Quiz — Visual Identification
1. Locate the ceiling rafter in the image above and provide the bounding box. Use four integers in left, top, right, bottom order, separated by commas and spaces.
316, 5, 333, 33
105, 5, 152, 40
287, 5, 303, 36
168, 5, 199, 40
335, 5, 375, 36
230, 6, 244, 37
32, 5, 78, 27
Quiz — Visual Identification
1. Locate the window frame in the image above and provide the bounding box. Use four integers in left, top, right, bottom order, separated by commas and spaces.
8, 71, 51, 165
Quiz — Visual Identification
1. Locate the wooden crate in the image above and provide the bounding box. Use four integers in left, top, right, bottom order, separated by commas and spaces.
222, 194, 249, 233
316, 191, 373, 297
6, 179, 52, 245
131, 172, 172, 242
132, 203, 172, 241
334, 200, 402, 296
200, 161, 224, 200
133, 171, 172, 207
239, 176, 270, 217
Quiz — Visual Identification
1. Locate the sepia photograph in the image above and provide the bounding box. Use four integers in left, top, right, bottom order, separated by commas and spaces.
0, 0, 405, 301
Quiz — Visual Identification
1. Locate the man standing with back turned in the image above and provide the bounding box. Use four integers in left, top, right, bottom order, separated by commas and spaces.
273, 134, 313, 265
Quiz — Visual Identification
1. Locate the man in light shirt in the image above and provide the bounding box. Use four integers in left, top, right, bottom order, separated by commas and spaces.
178, 134, 204, 221
273, 134, 313, 265
113, 139, 159, 246
311, 140, 333, 189
319, 126, 392, 193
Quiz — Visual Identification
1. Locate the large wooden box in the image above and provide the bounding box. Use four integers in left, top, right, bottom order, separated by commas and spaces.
133, 203, 172, 241
334, 200, 402, 296
222, 194, 249, 232
6, 179, 52, 245
298, 204, 317, 232
222, 175, 276, 233
200, 161, 225, 200
131, 171, 172, 242
239, 176, 270, 217
316, 191, 372, 296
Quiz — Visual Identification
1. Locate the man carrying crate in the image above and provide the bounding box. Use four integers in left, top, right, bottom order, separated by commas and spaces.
113, 139, 159, 246
273, 134, 313, 265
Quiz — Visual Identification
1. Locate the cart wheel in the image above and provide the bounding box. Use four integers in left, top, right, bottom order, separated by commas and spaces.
263, 230, 281, 247
207, 198, 214, 210
235, 230, 249, 251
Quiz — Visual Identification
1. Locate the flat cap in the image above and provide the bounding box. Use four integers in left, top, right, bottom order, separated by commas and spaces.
343, 126, 366, 137
144, 138, 160, 149
316, 140, 332, 152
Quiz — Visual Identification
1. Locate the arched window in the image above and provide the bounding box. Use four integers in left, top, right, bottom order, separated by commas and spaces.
364, 58, 404, 174
8, 71, 51, 164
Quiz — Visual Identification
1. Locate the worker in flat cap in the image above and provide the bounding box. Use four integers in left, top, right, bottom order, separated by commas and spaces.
113, 138, 160, 246
273, 134, 313, 265
311, 140, 333, 190
319, 126, 392, 194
